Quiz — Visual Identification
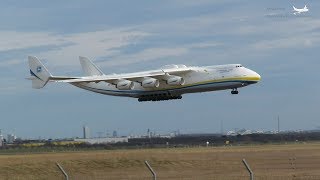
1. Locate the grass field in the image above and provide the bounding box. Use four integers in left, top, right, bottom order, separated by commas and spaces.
0, 143, 320, 179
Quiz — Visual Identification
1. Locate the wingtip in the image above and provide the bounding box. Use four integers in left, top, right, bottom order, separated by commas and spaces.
79, 56, 89, 61
28, 55, 36, 60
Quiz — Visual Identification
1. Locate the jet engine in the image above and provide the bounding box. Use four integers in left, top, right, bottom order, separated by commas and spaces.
116, 80, 134, 90
166, 76, 185, 85
142, 78, 160, 88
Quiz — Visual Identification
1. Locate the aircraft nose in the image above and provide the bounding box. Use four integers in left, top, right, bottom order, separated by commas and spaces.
246, 68, 261, 83
255, 72, 261, 81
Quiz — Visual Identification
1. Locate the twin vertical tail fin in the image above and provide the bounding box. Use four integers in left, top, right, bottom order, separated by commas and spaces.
27, 56, 104, 89
79, 56, 104, 76
28, 56, 52, 89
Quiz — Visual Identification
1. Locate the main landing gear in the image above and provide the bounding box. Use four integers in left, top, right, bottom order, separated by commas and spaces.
138, 94, 182, 102
231, 88, 239, 95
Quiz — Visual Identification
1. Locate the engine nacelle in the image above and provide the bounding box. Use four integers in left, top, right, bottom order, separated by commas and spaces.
142, 78, 159, 88
166, 76, 185, 86
116, 80, 134, 90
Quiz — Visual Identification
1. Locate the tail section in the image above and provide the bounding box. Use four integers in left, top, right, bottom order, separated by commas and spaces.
79, 56, 104, 76
28, 56, 52, 89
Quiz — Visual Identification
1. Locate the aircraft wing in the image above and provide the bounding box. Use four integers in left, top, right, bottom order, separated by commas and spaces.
49, 76, 80, 81
28, 55, 192, 88
54, 71, 165, 83
53, 68, 192, 84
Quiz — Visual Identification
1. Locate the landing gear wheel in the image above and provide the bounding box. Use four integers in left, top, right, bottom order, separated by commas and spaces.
231, 88, 239, 95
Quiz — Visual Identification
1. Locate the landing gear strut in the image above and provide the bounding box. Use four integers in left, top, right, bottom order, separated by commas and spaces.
231, 88, 239, 94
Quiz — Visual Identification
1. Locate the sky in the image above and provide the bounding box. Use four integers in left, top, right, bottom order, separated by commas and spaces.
1, 0, 320, 139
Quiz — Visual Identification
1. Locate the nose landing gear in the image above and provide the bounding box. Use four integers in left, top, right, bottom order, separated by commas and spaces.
231, 88, 239, 94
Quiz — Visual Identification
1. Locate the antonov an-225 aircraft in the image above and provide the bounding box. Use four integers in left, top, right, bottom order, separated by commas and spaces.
28, 56, 261, 102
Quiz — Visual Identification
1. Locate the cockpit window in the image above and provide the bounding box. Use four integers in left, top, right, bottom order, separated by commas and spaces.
236, 65, 243, 68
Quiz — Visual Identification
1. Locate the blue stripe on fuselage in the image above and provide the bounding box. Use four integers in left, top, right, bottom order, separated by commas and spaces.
74, 80, 257, 95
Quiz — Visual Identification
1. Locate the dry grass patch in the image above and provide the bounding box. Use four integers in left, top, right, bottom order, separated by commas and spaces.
0, 143, 320, 179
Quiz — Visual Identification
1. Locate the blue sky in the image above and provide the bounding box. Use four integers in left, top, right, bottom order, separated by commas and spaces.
1, 0, 320, 138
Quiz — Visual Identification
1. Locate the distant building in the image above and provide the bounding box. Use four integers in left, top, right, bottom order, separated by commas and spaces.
112, 130, 117, 137
7, 134, 16, 144
147, 129, 151, 138
0, 129, 3, 140
74, 137, 128, 144
83, 126, 90, 139
0, 139, 2, 147
0, 129, 3, 147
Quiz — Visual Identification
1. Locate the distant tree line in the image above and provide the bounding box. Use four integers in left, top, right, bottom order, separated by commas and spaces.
1, 131, 320, 153
128, 131, 320, 147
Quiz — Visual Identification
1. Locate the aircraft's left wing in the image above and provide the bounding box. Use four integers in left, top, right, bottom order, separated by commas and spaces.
28, 55, 192, 87
56, 67, 192, 84
54, 72, 164, 83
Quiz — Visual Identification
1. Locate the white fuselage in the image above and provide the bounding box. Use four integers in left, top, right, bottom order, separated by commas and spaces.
28, 56, 261, 101
71, 64, 261, 98
293, 6, 308, 14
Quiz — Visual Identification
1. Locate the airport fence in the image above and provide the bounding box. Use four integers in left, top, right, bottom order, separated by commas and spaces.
54, 156, 320, 180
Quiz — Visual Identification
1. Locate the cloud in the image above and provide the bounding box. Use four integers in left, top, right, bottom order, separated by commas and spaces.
186, 42, 221, 48
96, 40, 223, 68
172, 0, 222, 6
37, 29, 151, 67
0, 31, 66, 52
0, 22, 224, 70
252, 33, 320, 50
0, 59, 22, 67
99, 47, 188, 67
0, 76, 31, 94
1, 5, 319, 71
0, 28, 151, 68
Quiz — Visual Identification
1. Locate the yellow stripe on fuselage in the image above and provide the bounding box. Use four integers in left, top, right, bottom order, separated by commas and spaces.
152, 76, 261, 91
